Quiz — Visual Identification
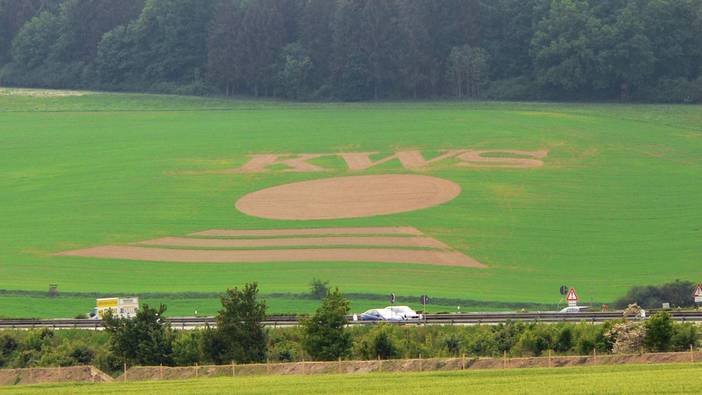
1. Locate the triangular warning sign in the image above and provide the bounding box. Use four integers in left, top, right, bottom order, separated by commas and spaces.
566, 288, 578, 302
694, 284, 702, 297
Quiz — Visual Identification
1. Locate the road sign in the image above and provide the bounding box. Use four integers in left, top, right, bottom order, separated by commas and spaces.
559, 285, 568, 296
566, 288, 578, 307
694, 284, 702, 304
390, 293, 396, 304
420, 295, 430, 305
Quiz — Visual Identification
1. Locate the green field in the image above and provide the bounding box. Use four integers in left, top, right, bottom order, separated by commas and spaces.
1, 88, 701, 318
3, 363, 702, 394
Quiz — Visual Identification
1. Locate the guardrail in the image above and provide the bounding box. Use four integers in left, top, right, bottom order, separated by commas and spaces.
1, 310, 701, 330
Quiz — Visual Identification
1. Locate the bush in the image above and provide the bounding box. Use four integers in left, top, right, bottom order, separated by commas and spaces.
554, 326, 574, 353
355, 324, 399, 360
492, 322, 524, 354
606, 321, 646, 354
513, 325, 555, 356
644, 312, 674, 352
442, 333, 462, 356
464, 326, 498, 357
309, 278, 329, 300
671, 324, 699, 351
173, 332, 203, 366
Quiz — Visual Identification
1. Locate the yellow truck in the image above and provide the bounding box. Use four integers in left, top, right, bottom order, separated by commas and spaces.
89, 297, 139, 320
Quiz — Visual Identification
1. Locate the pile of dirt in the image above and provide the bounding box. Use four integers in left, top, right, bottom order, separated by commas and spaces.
117, 351, 700, 382
0, 366, 112, 385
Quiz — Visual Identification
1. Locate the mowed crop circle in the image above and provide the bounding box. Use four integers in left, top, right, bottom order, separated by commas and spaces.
235, 174, 461, 220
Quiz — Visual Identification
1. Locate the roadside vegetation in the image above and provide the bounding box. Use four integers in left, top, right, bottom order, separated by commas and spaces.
0, 284, 699, 376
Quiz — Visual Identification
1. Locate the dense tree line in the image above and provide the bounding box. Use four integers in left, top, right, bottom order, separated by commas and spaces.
614, 280, 699, 309
1, 0, 701, 102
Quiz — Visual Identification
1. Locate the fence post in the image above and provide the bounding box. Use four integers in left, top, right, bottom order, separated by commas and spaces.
593, 348, 597, 365
267, 359, 270, 375
231, 361, 235, 377
548, 350, 552, 368
338, 357, 342, 374
378, 355, 382, 372
29, 367, 33, 383
462, 354, 466, 370
160, 363, 163, 380
419, 354, 422, 372
503, 351, 507, 369
57, 365, 62, 382
302, 358, 306, 375
123, 362, 127, 383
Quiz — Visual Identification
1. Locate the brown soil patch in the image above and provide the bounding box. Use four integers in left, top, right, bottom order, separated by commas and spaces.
456, 150, 548, 168
339, 150, 466, 171
0, 366, 112, 386
57, 246, 485, 268
137, 236, 448, 249
235, 174, 461, 220
118, 351, 702, 382
222, 154, 328, 173
191, 227, 422, 237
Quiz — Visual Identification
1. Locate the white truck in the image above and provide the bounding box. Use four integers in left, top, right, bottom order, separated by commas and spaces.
89, 297, 139, 320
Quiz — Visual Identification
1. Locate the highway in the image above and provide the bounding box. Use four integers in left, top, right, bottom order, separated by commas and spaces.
1, 311, 701, 330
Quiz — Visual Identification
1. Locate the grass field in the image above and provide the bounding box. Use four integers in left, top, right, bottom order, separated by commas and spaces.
3, 363, 702, 394
1, 88, 701, 318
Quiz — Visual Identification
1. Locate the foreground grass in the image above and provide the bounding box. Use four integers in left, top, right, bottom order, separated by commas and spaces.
2, 363, 702, 394
1, 89, 701, 317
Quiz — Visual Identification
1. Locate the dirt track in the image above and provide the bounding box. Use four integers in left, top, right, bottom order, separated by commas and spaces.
235, 174, 461, 220
57, 246, 485, 267
190, 227, 423, 237
137, 236, 448, 249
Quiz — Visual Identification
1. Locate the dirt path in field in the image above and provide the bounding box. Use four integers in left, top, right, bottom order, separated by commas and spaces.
235, 174, 461, 220
190, 227, 423, 237
137, 236, 448, 249
56, 246, 485, 268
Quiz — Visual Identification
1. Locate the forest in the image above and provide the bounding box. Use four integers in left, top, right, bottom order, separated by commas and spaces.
1, 0, 701, 102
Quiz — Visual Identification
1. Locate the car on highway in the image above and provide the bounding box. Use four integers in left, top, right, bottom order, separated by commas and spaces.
559, 306, 591, 313
385, 306, 421, 320
359, 308, 404, 321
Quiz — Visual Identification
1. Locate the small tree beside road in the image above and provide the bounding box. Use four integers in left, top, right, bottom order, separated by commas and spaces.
103, 304, 174, 366
302, 287, 351, 360
202, 283, 268, 364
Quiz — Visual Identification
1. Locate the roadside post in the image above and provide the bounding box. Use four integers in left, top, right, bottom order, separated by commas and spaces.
419, 295, 430, 324
558, 285, 568, 309
390, 293, 396, 305
420, 295, 430, 315
694, 284, 702, 307
566, 288, 578, 308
